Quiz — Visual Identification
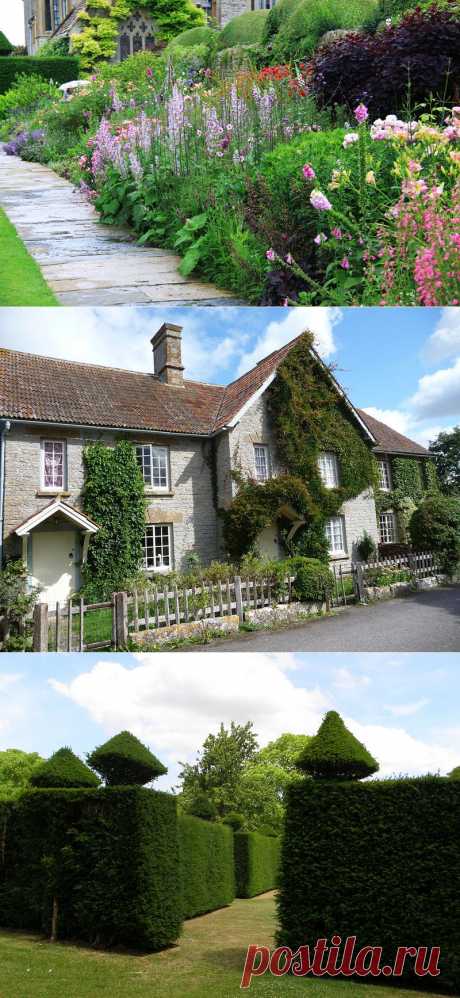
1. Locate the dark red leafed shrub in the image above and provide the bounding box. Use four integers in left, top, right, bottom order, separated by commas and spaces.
311, 6, 460, 116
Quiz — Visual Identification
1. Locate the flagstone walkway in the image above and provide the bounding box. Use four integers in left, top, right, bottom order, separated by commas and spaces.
0, 151, 243, 306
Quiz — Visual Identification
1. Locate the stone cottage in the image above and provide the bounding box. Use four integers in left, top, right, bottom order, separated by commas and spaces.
0, 325, 430, 605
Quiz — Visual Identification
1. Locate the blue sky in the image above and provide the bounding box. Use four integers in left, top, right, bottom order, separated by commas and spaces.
1, 306, 460, 447
1, 653, 459, 789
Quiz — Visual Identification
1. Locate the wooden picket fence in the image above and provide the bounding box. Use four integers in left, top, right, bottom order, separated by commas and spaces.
352, 551, 440, 601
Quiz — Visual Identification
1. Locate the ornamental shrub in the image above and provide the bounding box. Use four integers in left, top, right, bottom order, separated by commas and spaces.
87, 731, 167, 786
179, 814, 235, 917
296, 710, 379, 779
217, 11, 269, 49
0, 73, 60, 123
311, 6, 460, 116
292, 558, 335, 602
277, 776, 460, 992
234, 830, 281, 897
222, 811, 245, 831
30, 748, 100, 789
356, 530, 377, 561
0, 786, 182, 950
0, 57, 80, 95
166, 26, 218, 48
82, 440, 146, 601
409, 494, 460, 572
186, 792, 218, 821
272, 0, 379, 61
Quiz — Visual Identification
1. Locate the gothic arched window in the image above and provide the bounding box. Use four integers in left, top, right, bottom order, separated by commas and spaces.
116, 11, 156, 62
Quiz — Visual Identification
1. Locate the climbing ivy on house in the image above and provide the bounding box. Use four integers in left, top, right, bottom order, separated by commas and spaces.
376, 455, 438, 542
72, 0, 205, 69
82, 440, 146, 600
223, 332, 378, 560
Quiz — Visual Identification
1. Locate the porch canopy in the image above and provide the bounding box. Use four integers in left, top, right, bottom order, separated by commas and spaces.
15, 497, 99, 563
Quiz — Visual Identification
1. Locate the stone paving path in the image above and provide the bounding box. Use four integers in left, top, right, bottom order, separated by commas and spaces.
0, 151, 243, 306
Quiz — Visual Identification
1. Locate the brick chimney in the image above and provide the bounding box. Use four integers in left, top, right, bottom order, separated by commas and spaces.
151, 323, 184, 387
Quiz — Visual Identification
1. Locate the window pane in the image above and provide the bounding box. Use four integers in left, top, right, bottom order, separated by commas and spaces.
152, 447, 168, 488
143, 524, 172, 569
379, 512, 396, 544
43, 441, 64, 489
325, 516, 345, 553
318, 452, 339, 488
379, 459, 391, 489
254, 445, 269, 481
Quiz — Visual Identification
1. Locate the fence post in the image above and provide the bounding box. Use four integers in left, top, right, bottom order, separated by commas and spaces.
234, 575, 244, 623
355, 563, 366, 602
114, 591, 128, 648
408, 552, 417, 580
33, 603, 48, 652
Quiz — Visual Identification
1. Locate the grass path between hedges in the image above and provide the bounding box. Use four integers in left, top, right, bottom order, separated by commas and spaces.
0, 892, 446, 998
0, 207, 58, 306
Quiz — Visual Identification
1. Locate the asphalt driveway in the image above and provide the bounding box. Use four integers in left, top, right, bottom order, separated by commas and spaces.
186, 586, 460, 653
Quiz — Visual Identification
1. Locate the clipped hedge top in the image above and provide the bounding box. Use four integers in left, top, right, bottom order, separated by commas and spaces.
0, 31, 13, 54
87, 730, 167, 786
218, 10, 268, 49
187, 792, 218, 821
167, 26, 218, 49
30, 747, 100, 789
296, 711, 379, 780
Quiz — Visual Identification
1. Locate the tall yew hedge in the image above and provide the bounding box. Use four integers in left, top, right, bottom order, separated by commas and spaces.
277, 777, 460, 992
178, 815, 235, 918
0, 57, 80, 94
234, 830, 281, 898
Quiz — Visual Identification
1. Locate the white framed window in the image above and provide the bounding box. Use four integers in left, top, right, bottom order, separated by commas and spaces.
318, 452, 340, 488
378, 458, 392, 491
136, 444, 169, 490
254, 444, 270, 482
379, 511, 397, 545
325, 516, 347, 556
142, 524, 173, 571
41, 439, 66, 491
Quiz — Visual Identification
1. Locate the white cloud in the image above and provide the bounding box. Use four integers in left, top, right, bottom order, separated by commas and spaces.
235, 308, 341, 377
384, 698, 430, 717
362, 406, 412, 436
333, 668, 370, 690
49, 656, 456, 782
409, 357, 460, 420
0, 674, 23, 693
422, 309, 460, 364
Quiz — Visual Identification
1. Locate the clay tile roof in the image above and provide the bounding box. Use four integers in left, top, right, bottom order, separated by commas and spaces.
212, 334, 304, 430
0, 348, 225, 436
357, 408, 429, 456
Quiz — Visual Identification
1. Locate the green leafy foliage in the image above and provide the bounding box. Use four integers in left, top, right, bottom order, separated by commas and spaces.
178, 722, 258, 817
0, 786, 181, 950
277, 776, 460, 992
409, 493, 460, 572
271, 0, 379, 61
179, 815, 235, 917
0, 750, 44, 801
234, 830, 281, 897
217, 11, 269, 49
448, 765, 460, 779
296, 710, 379, 779
292, 558, 334, 602
186, 792, 218, 821
429, 426, 460, 495
223, 474, 318, 561
222, 811, 245, 830
82, 440, 146, 600
0, 73, 61, 123
0, 57, 80, 95
0, 31, 14, 56
356, 529, 377, 560
166, 26, 219, 49
0, 560, 40, 650
30, 748, 100, 789
87, 730, 167, 786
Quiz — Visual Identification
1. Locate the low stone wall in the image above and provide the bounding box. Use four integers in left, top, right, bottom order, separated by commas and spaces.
364, 575, 447, 601
245, 601, 326, 626
132, 614, 240, 647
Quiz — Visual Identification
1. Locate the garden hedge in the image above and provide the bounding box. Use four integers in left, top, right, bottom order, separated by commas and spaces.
0, 57, 80, 94
0, 787, 182, 951
277, 777, 460, 992
178, 815, 235, 918
234, 830, 281, 898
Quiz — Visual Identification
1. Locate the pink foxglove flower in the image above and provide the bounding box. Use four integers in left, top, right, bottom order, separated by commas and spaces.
302, 163, 316, 179
266, 248, 276, 261
331, 227, 342, 238
354, 103, 369, 124
341, 256, 350, 269
343, 132, 359, 148
285, 253, 294, 264
314, 232, 328, 244
310, 190, 332, 211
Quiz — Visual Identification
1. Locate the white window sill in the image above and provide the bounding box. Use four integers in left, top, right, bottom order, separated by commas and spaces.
144, 489, 174, 497
37, 489, 70, 497
144, 566, 173, 574
329, 552, 348, 560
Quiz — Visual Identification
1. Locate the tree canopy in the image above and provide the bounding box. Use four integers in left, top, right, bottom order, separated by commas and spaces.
429, 427, 460, 495
0, 748, 44, 800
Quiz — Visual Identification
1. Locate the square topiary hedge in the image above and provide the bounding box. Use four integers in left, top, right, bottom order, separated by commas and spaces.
0, 57, 80, 94
0, 786, 182, 951
178, 815, 235, 918
277, 777, 460, 992
234, 830, 281, 898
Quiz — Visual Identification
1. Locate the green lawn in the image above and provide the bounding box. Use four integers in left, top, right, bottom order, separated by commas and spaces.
0, 207, 58, 305
0, 893, 445, 998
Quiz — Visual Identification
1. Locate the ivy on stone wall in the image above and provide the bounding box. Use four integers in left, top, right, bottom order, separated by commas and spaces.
82, 440, 146, 600
72, 0, 205, 69
223, 332, 378, 561
376, 456, 438, 542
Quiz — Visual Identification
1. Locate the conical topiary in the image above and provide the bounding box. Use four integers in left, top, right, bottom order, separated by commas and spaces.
87, 730, 167, 786
187, 792, 217, 821
296, 711, 379, 780
30, 747, 100, 788
448, 765, 460, 780
0, 31, 13, 56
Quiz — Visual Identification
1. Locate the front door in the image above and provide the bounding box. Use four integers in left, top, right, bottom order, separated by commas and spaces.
31, 530, 78, 607
256, 524, 283, 561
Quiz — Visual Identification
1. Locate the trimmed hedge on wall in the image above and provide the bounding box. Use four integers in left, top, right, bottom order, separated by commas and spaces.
234, 830, 281, 898
277, 777, 460, 992
0, 57, 80, 94
178, 815, 235, 918
0, 787, 182, 951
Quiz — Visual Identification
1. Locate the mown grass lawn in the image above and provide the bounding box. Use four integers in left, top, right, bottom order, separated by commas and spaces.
0, 892, 445, 998
0, 207, 58, 306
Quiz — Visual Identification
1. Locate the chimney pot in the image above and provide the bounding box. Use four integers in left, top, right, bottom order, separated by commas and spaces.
151, 323, 184, 386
